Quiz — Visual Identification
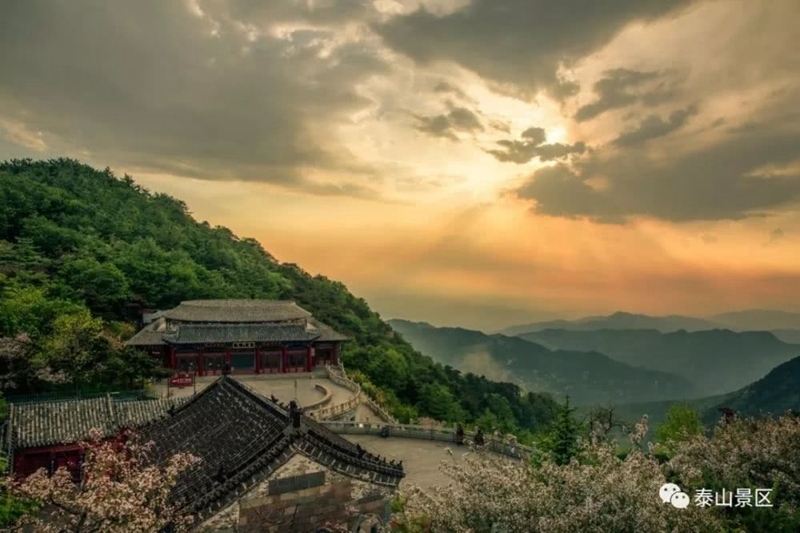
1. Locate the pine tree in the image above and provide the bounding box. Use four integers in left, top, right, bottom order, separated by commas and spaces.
551, 395, 580, 465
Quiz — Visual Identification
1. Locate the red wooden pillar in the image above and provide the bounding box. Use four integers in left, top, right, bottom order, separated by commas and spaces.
225, 350, 231, 372
197, 348, 204, 377
306, 345, 313, 372
169, 347, 176, 370
332, 344, 339, 366
281, 346, 287, 373
255, 348, 261, 374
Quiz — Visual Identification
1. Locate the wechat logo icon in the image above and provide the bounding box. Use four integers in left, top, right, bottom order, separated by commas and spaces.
659, 483, 690, 509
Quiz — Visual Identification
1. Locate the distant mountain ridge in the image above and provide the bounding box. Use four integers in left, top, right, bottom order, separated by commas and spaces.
520, 328, 800, 396
501, 310, 800, 343
500, 312, 720, 335
388, 319, 698, 406
709, 310, 800, 331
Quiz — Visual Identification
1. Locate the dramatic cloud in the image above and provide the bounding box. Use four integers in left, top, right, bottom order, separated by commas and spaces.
413, 106, 483, 141
2, 0, 800, 323
374, 0, 696, 95
486, 127, 586, 164
515, 91, 800, 222
613, 104, 699, 146
221, 0, 375, 26
433, 81, 472, 102
574, 68, 682, 122
0, 0, 389, 193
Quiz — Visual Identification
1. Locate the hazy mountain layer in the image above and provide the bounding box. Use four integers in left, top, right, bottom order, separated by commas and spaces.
708, 355, 800, 420
389, 319, 698, 406
501, 311, 719, 336
710, 310, 800, 331
521, 328, 800, 395
502, 310, 800, 337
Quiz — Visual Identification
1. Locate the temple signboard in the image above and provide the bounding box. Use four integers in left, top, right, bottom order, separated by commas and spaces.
169, 373, 194, 388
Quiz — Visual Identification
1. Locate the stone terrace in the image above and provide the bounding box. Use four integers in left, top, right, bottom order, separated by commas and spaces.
347, 434, 512, 491
152, 374, 355, 410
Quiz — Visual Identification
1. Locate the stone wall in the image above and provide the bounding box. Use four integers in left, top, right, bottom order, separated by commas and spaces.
320, 421, 533, 460
200, 455, 395, 533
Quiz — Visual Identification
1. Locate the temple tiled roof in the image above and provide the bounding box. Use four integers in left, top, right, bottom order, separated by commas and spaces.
124, 300, 348, 347
125, 318, 167, 346
307, 317, 349, 342
139, 376, 404, 517
162, 300, 311, 323
161, 323, 319, 345
8, 396, 188, 449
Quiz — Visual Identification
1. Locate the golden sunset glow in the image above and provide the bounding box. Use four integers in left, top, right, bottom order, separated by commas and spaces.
1, 0, 799, 329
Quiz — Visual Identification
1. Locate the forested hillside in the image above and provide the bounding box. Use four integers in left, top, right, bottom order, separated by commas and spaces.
0, 159, 557, 438
703, 355, 800, 421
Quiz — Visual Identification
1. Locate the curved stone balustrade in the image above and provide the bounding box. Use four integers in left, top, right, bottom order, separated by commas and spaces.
302, 364, 360, 420
303, 384, 333, 411
318, 421, 533, 460
319, 362, 397, 424
361, 395, 397, 425
309, 394, 362, 420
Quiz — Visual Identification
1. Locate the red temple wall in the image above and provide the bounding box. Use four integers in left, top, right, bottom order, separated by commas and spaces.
13, 435, 127, 480
145, 342, 339, 375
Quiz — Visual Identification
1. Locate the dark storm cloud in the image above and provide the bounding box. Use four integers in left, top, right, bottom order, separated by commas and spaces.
486, 127, 586, 164
514, 96, 800, 222
574, 69, 682, 122
433, 81, 471, 101
613, 104, 699, 146
413, 106, 483, 141
0, 0, 389, 193
374, 0, 696, 95
220, 0, 374, 25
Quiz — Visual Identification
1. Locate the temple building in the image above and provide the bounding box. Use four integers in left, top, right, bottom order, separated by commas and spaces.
125, 300, 348, 376
4, 395, 186, 479
3, 377, 403, 532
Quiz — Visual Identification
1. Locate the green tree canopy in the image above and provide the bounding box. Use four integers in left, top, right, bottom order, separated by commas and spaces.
0, 158, 559, 437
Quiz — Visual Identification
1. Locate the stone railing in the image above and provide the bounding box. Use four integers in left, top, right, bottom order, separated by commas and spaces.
361, 395, 398, 424
324, 364, 360, 395
323, 362, 397, 424
309, 393, 362, 420
303, 384, 333, 411
319, 421, 533, 460
309, 365, 362, 420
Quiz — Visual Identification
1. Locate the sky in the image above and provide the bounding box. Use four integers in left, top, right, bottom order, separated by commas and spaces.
1, 0, 800, 330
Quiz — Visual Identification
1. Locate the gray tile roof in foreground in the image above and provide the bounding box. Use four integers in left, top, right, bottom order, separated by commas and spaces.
162, 300, 312, 323
8, 396, 188, 449
140, 376, 403, 517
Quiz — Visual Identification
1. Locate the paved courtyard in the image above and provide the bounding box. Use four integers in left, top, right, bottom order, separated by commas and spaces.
347, 434, 515, 490
151, 374, 355, 409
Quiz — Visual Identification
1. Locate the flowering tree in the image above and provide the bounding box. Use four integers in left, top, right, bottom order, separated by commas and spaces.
668, 414, 800, 531
8, 428, 200, 533
394, 416, 725, 533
